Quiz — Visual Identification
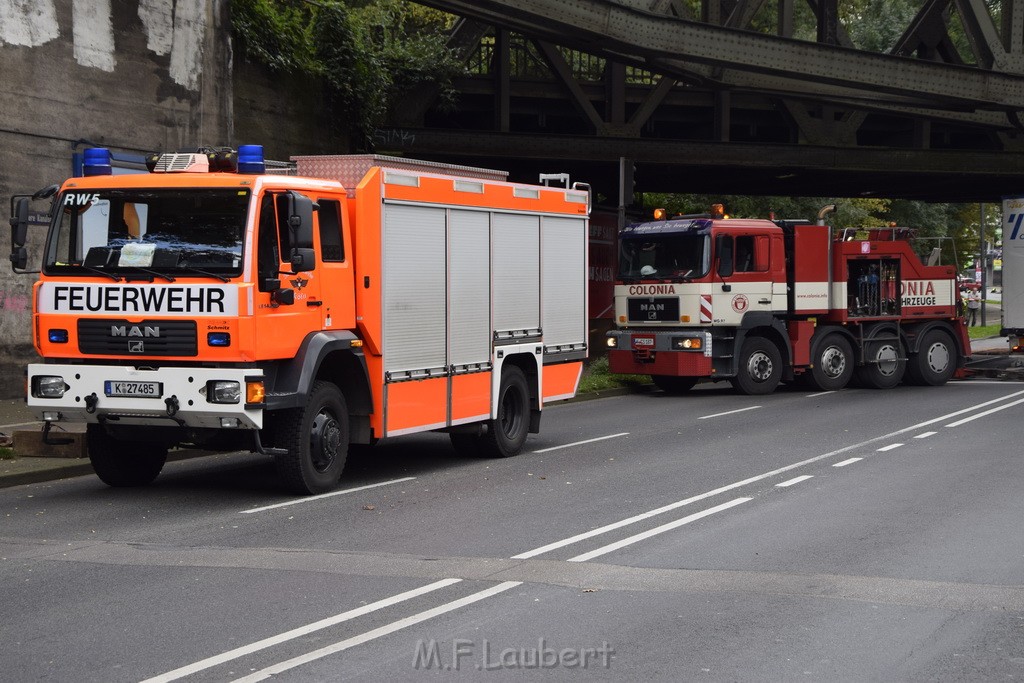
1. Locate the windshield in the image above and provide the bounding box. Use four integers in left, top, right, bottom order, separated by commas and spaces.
618, 234, 710, 280
45, 189, 250, 277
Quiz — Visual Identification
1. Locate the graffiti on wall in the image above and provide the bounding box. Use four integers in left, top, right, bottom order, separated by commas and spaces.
0, 0, 208, 89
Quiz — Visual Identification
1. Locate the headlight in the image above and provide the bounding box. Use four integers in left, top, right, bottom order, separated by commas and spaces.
606, 336, 618, 348
207, 380, 241, 404
672, 336, 703, 350
33, 375, 68, 398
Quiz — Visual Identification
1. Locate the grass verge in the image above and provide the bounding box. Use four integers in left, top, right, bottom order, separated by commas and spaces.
579, 356, 649, 393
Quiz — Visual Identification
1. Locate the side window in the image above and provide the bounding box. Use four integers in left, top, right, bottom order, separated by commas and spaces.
275, 194, 292, 256
735, 236, 755, 272
318, 199, 344, 262
257, 193, 280, 291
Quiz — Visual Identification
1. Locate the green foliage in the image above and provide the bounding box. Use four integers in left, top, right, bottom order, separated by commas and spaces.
578, 356, 648, 393
0, 447, 13, 460
231, 0, 464, 148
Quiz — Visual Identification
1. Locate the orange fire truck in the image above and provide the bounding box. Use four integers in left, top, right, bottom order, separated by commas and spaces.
606, 207, 969, 394
10, 147, 589, 493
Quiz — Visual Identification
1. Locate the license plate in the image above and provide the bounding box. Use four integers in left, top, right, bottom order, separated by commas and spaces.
632, 335, 656, 349
104, 380, 163, 398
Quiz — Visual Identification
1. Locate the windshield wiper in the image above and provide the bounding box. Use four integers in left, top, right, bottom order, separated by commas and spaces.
122, 268, 176, 283
71, 264, 122, 282
173, 266, 230, 282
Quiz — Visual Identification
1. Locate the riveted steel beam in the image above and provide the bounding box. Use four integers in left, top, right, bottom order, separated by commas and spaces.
417, 0, 1024, 110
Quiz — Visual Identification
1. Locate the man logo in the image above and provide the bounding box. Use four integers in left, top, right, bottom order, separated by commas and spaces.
111, 325, 160, 338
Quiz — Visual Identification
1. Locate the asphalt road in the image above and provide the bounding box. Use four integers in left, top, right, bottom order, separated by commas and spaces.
2, 378, 1023, 682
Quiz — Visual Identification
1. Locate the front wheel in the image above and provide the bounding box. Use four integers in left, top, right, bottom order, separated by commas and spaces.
271, 381, 349, 494
905, 329, 956, 386
730, 336, 782, 395
478, 366, 531, 458
86, 424, 167, 487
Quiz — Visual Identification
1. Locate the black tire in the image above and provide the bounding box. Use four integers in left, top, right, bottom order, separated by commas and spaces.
855, 337, 906, 389
730, 336, 782, 395
86, 424, 167, 487
806, 334, 854, 391
271, 381, 349, 494
478, 366, 531, 458
652, 375, 698, 394
905, 329, 957, 386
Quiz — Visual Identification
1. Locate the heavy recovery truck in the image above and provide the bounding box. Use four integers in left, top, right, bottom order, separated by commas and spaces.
9, 146, 589, 493
605, 207, 969, 394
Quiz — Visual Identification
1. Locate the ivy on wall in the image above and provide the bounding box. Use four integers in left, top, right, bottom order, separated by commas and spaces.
231, 0, 463, 149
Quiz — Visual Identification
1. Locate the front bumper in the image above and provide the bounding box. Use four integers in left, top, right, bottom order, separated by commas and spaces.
27, 363, 264, 429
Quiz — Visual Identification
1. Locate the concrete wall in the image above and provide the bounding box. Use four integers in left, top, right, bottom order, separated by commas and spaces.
0, 0, 233, 398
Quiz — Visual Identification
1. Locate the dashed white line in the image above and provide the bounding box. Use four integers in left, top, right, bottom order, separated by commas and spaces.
532, 432, 629, 454
240, 477, 416, 514
141, 578, 462, 683
698, 405, 762, 420
568, 497, 752, 562
805, 391, 837, 398
877, 443, 903, 452
914, 431, 937, 439
776, 475, 814, 487
833, 457, 863, 468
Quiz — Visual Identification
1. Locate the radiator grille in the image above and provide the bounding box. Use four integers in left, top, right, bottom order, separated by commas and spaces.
78, 319, 198, 357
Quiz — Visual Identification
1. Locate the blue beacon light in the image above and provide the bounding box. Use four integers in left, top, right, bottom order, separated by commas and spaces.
83, 148, 113, 176
237, 145, 266, 174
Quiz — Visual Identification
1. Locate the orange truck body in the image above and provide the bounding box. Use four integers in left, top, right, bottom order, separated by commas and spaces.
17, 150, 589, 492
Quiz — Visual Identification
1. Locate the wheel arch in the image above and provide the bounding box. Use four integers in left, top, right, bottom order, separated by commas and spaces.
496, 350, 541, 433
736, 314, 792, 376
902, 321, 966, 368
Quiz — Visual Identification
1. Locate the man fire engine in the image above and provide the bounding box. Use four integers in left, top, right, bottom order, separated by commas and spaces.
606, 207, 969, 394
10, 146, 589, 493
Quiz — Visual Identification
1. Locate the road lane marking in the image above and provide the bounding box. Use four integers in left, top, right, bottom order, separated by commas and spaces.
698, 406, 761, 420
231, 581, 522, 683
833, 458, 862, 467
141, 578, 462, 683
532, 432, 629, 454
877, 443, 903, 452
513, 388, 1024, 560
240, 477, 416, 514
567, 498, 751, 562
776, 475, 814, 487
914, 432, 937, 439
805, 391, 836, 398
945, 396, 1024, 428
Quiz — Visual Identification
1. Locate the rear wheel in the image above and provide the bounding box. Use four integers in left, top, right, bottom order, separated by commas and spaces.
86, 424, 167, 487
856, 337, 906, 389
478, 366, 531, 458
807, 334, 854, 391
652, 375, 698, 394
905, 329, 956, 386
271, 381, 349, 494
730, 336, 782, 395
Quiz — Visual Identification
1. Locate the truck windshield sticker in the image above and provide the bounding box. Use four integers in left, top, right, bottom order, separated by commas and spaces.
39, 283, 236, 316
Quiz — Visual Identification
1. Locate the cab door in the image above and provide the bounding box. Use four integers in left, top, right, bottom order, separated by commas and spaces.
712, 231, 778, 324
312, 195, 354, 331
253, 191, 322, 359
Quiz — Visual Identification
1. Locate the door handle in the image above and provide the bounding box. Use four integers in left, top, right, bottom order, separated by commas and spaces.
307, 300, 323, 307
758, 298, 771, 304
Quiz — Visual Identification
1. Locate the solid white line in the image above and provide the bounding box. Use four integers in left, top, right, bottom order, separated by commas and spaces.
914, 431, 937, 439
231, 581, 522, 683
240, 477, 416, 514
698, 405, 762, 420
945, 396, 1024, 428
567, 498, 751, 562
532, 432, 629, 454
776, 475, 814, 487
140, 578, 462, 683
877, 443, 903, 452
0, 421, 41, 430
512, 388, 1024, 560
833, 457, 862, 468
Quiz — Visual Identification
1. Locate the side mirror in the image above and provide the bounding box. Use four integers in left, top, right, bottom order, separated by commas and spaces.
285, 191, 316, 273
9, 196, 29, 272
271, 288, 295, 306
715, 234, 734, 278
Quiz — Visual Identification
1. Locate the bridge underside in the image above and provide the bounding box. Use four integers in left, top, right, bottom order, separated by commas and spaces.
392, 0, 1024, 203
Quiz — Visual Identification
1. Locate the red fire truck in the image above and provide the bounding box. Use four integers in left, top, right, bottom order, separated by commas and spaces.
606, 208, 969, 394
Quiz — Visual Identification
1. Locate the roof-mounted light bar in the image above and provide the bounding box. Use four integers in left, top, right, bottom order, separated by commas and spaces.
83, 148, 112, 176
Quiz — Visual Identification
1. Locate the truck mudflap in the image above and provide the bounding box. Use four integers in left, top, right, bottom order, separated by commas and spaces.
25, 363, 264, 429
